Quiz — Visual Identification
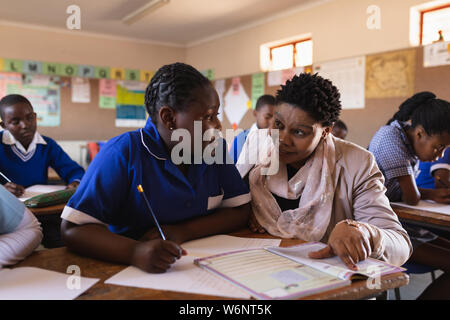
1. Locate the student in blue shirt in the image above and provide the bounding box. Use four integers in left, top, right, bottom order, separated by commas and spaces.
229, 95, 275, 163
416, 148, 450, 189
369, 92, 450, 299
61, 63, 251, 273
0, 94, 85, 197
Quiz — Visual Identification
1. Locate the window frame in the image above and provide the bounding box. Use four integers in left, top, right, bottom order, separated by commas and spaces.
268, 37, 312, 70
419, 3, 450, 45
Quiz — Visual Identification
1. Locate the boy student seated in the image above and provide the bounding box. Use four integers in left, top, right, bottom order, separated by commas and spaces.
229, 95, 275, 163
0, 94, 84, 197
61, 63, 251, 273
237, 73, 412, 270
416, 148, 449, 189
331, 119, 348, 140
369, 92, 450, 299
0, 184, 42, 267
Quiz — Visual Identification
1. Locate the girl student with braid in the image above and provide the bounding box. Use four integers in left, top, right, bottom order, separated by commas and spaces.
369, 92, 450, 299
61, 63, 251, 273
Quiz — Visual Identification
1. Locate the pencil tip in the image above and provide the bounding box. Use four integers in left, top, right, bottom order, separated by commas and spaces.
137, 184, 143, 192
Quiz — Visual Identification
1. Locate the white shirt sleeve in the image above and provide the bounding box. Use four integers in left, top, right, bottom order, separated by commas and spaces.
0, 208, 43, 267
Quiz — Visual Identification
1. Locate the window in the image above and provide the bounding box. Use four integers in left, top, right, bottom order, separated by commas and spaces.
410, 1, 450, 46
260, 37, 313, 71
420, 4, 450, 45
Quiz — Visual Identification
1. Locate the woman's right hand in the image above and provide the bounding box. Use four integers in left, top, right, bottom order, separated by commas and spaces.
131, 239, 187, 273
249, 212, 266, 234
429, 188, 450, 204
4, 182, 25, 197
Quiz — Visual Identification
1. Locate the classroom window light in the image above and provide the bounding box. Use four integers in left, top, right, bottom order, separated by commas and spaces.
410, 1, 450, 46
420, 4, 450, 44
260, 36, 313, 72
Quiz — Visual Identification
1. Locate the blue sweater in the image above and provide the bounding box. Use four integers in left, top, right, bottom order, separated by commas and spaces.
0, 132, 85, 187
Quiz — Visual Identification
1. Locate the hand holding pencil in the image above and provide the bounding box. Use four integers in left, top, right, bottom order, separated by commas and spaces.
131, 184, 187, 273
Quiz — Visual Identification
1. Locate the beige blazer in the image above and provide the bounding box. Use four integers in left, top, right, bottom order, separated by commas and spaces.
238, 135, 413, 266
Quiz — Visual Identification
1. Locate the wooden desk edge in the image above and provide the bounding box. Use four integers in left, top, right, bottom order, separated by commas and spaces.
392, 205, 450, 227
16, 233, 410, 300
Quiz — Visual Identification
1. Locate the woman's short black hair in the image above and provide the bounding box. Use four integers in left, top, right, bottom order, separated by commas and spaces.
145, 62, 211, 122
0, 94, 33, 120
387, 91, 450, 135
276, 73, 341, 126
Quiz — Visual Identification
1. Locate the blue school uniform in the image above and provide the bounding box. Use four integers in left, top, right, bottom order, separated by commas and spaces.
369, 120, 438, 248
62, 118, 251, 239
416, 148, 450, 189
0, 130, 85, 187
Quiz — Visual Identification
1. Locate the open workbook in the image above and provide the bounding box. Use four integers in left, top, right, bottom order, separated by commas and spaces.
195, 242, 405, 300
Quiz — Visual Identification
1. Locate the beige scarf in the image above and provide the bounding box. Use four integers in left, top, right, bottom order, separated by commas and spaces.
240, 130, 336, 241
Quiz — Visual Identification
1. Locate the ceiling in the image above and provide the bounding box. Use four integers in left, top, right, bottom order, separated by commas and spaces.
0, 0, 328, 46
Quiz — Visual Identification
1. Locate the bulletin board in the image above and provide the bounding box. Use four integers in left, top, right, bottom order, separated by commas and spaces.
38, 77, 142, 141
214, 45, 450, 148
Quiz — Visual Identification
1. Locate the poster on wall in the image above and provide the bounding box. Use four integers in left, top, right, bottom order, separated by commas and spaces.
251, 73, 265, 109
71, 77, 91, 103
313, 56, 366, 109
365, 49, 416, 98
223, 78, 250, 130
99, 79, 117, 109
424, 41, 450, 67
115, 81, 146, 127
214, 79, 225, 122
267, 66, 304, 87
21, 84, 61, 127
0, 72, 22, 99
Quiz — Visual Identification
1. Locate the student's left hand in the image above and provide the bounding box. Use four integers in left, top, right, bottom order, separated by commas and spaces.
140, 225, 188, 245
308, 220, 372, 271
66, 181, 80, 190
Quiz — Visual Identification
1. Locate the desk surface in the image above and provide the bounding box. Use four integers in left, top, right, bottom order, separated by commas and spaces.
392, 204, 450, 230
15, 229, 409, 300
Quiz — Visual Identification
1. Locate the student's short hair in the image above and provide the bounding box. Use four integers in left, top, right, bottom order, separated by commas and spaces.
276, 73, 341, 126
387, 91, 450, 135
255, 94, 275, 111
334, 119, 347, 131
145, 62, 211, 122
0, 94, 33, 120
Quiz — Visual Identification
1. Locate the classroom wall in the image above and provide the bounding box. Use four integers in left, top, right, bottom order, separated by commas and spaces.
0, 22, 186, 165
185, 0, 429, 79
0, 22, 186, 73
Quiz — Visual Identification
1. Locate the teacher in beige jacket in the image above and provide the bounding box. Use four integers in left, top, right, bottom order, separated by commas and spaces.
237, 73, 412, 269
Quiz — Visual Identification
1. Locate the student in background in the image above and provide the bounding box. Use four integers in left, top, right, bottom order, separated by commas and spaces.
368, 92, 450, 299
331, 119, 348, 140
229, 94, 275, 163
416, 148, 450, 189
0, 184, 42, 267
61, 63, 251, 274
0, 94, 85, 197
237, 73, 412, 269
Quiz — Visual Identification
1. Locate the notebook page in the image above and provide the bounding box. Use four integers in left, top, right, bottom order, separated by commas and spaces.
0, 267, 99, 300
267, 242, 402, 280
18, 184, 66, 202
105, 235, 281, 298
196, 249, 350, 299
